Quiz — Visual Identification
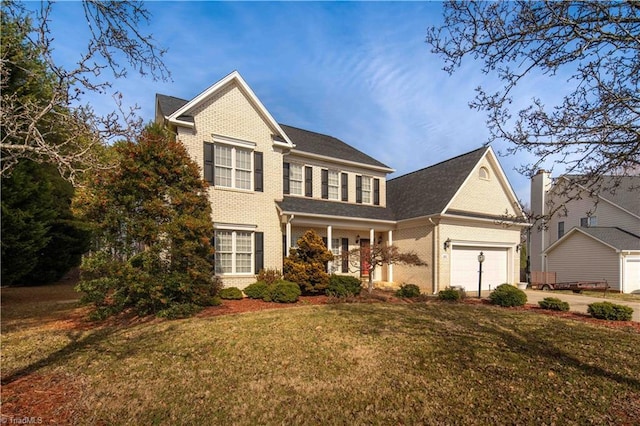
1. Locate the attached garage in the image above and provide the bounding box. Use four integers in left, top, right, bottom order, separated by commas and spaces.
451, 246, 509, 292
624, 257, 640, 294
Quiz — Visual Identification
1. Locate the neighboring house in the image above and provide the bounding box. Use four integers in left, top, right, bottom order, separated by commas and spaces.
155, 71, 528, 293
530, 172, 640, 293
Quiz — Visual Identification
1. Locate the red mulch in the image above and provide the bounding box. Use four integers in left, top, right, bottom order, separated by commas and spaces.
2, 293, 638, 424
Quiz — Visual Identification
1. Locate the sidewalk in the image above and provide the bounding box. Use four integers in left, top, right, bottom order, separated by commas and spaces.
523, 290, 640, 323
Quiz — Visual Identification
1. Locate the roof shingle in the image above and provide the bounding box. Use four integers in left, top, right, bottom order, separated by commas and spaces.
277, 196, 396, 222
577, 226, 640, 251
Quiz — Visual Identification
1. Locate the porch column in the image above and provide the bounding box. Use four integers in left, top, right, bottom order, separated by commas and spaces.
286, 218, 292, 254
369, 228, 375, 281
327, 225, 333, 272
388, 230, 394, 282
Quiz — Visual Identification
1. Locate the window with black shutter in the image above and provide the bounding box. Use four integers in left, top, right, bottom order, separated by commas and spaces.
341, 238, 349, 273
283, 162, 290, 194
204, 142, 214, 184
255, 232, 264, 273
341, 173, 348, 201
356, 175, 362, 204
254, 152, 263, 192
305, 166, 313, 197
373, 178, 380, 205
321, 169, 329, 199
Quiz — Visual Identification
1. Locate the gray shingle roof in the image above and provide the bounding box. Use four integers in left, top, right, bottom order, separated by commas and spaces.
387, 147, 488, 220
277, 196, 396, 222
156, 94, 193, 123
279, 124, 391, 169
578, 227, 640, 250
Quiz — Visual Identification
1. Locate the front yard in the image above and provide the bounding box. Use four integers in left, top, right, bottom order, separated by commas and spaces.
2, 283, 640, 424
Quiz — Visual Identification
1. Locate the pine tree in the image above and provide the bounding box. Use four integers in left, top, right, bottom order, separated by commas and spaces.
283, 230, 334, 295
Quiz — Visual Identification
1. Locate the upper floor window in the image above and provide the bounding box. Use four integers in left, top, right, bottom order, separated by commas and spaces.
558, 221, 565, 239
361, 176, 372, 204
289, 164, 303, 196
205, 141, 262, 191
479, 166, 490, 180
580, 216, 597, 227
328, 170, 340, 200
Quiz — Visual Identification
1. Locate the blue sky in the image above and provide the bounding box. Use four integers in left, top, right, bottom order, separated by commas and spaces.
44, 1, 573, 203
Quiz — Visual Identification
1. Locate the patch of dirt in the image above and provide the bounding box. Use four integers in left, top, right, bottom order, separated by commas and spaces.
197, 295, 330, 317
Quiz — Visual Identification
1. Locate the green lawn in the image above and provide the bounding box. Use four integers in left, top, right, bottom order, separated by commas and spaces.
2, 286, 639, 425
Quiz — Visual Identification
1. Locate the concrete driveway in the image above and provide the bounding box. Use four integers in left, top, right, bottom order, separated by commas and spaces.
523, 290, 640, 323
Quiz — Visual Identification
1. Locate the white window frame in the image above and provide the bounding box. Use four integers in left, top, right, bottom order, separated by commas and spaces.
361, 176, 372, 204
214, 142, 253, 191
328, 170, 340, 200
331, 238, 341, 256
215, 229, 254, 275
289, 164, 303, 196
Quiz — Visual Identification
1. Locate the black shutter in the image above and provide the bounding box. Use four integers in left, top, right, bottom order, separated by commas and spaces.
321, 169, 329, 199
373, 178, 380, 206
322, 237, 328, 247
341, 173, 348, 201
283, 162, 290, 195
204, 143, 214, 184
254, 152, 263, 192
341, 238, 349, 273
356, 175, 362, 204
305, 166, 313, 197
255, 232, 264, 273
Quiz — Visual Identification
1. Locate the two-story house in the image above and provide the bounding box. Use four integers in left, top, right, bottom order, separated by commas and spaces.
156, 71, 528, 293
530, 171, 640, 293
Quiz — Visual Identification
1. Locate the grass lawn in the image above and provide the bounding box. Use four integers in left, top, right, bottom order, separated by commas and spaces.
2, 284, 640, 425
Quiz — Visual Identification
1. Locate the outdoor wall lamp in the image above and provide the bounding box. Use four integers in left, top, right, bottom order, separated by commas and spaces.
355, 235, 360, 244
377, 236, 383, 245
443, 238, 451, 251
477, 251, 485, 299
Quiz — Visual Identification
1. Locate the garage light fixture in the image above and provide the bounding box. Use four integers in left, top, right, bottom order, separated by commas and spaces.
443, 238, 451, 251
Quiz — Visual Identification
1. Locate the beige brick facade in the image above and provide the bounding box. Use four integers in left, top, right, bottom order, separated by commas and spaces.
158, 72, 527, 292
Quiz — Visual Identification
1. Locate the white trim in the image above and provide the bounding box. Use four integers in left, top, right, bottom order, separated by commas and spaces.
212, 134, 256, 149
168, 71, 294, 147
278, 209, 396, 226
289, 149, 394, 173
214, 223, 257, 231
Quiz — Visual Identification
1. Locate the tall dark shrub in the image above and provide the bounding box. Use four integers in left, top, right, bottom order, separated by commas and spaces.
283, 230, 334, 295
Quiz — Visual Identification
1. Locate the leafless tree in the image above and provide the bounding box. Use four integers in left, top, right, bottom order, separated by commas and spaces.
346, 243, 425, 294
1, 1, 170, 185
426, 1, 639, 213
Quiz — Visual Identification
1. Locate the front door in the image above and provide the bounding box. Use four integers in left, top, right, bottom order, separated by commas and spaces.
360, 239, 371, 278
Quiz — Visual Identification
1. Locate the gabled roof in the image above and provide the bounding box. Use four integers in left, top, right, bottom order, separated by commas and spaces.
281, 124, 393, 171
559, 175, 640, 218
277, 196, 396, 222
546, 226, 640, 253
156, 71, 293, 147
387, 147, 488, 221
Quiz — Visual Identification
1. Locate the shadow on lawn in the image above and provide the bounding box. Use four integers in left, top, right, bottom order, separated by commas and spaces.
326, 302, 640, 392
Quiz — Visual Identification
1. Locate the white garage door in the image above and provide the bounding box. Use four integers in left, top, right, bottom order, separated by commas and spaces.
451, 246, 509, 292
624, 257, 640, 294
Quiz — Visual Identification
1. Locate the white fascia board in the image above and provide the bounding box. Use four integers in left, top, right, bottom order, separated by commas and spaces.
441, 146, 526, 221
278, 209, 396, 226
212, 134, 256, 149
441, 212, 530, 227
214, 223, 257, 231
289, 149, 395, 174
168, 71, 294, 146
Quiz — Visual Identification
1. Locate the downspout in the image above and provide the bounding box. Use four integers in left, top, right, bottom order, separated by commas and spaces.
428, 218, 438, 294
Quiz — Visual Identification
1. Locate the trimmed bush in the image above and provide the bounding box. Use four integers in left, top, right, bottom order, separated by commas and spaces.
219, 287, 243, 300
326, 275, 363, 297
438, 287, 465, 302
489, 284, 527, 307
244, 281, 269, 299
395, 284, 421, 298
265, 280, 301, 303
587, 302, 633, 321
257, 268, 282, 285
538, 297, 569, 311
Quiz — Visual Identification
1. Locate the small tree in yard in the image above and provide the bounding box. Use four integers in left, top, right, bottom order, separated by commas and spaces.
347, 243, 426, 294
283, 230, 334, 295
76, 124, 219, 319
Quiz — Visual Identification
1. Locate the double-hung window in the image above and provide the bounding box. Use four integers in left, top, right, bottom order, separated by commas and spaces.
361, 176, 372, 204
215, 230, 254, 274
212, 143, 253, 190
289, 164, 303, 195
328, 171, 339, 200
